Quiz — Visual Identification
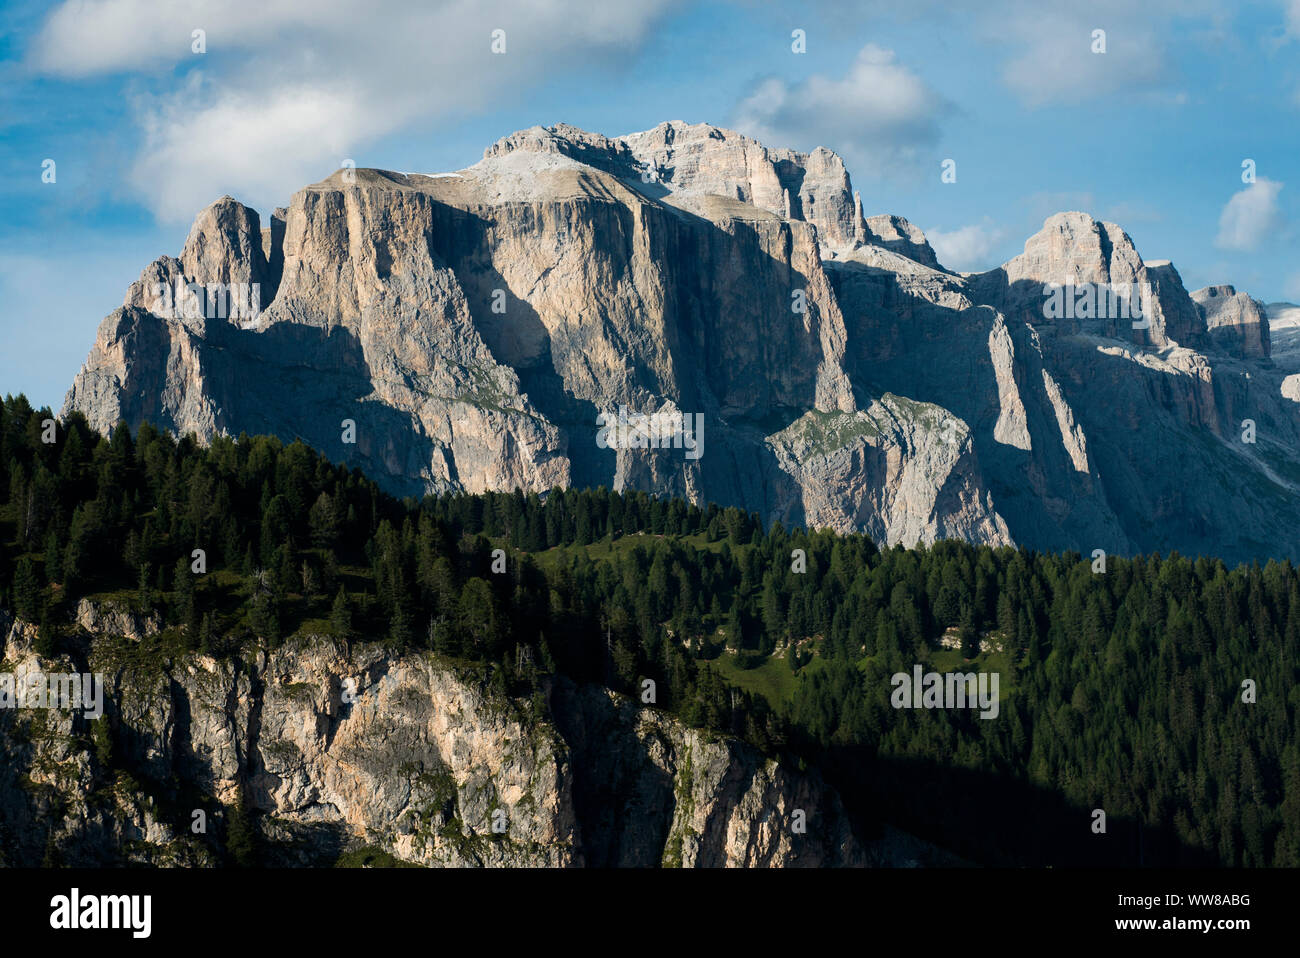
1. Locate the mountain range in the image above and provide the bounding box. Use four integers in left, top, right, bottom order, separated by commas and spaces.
62, 120, 1300, 564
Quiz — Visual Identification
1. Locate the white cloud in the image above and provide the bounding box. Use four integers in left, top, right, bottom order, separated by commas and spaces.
130, 77, 380, 222
29, 0, 311, 76
29, 0, 678, 221
731, 44, 951, 180
1216, 178, 1284, 252
968, 0, 1227, 107
994, 8, 1166, 106
772, 1, 1232, 108
926, 219, 1010, 272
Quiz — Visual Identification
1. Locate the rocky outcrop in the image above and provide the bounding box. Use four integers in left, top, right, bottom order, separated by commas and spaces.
988, 318, 1031, 451
1268, 303, 1300, 403
987, 211, 1205, 349
861, 215, 941, 269
621, 121, 857, 247
765, 395, 1011, 547
553, 679, 913, 866
123, 196, 272, 327
0, 612, 913, 867
75, 597, 161, 642
62, 123, 1300, 563
1192, 285, 1270, 358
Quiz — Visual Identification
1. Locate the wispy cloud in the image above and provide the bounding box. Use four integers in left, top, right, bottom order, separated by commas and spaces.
1286, 0, 1300, 40
968, 0, 1229, 107
731, 43, 952, 181
926, 218, 1011, 272
28, 0, 679, 221
1216, 178, 1284, 251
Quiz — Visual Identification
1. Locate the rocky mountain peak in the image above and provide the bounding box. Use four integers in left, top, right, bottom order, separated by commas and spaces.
179, 195, 271, 293
1191, 284, 1270, 358
618, 120, 856, 246
119, 195, 273, 333
482, 122, 636, 175
992, 211, 1204, 348
1003, 211, 1142, 287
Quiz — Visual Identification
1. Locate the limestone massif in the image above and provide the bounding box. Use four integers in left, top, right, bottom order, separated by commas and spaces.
64, 120, 1300, 563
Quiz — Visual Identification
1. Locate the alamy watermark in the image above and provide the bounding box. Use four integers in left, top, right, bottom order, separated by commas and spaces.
1042, 279, 1152, 329
0, 670, 105, 719
150, 278, 261, 322
596, 405, 704, 460
890, 665, 1000, 719
50, 888, 150, 938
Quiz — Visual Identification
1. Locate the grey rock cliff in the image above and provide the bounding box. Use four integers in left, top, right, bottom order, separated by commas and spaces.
1191, 285, 1270, 359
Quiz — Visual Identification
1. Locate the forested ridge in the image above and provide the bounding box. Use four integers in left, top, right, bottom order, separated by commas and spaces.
2, 393, 1298, 867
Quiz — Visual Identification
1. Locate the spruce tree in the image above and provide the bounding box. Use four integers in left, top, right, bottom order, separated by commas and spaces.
331, 587, 352, 639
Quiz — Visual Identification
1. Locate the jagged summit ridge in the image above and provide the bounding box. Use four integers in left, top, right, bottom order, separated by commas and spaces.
474, 120, 891, 253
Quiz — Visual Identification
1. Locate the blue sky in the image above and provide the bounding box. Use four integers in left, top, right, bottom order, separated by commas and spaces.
3, 0, 1299, 408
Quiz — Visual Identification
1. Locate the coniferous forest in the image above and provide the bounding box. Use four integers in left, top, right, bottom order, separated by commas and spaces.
2, 394, 1298, 867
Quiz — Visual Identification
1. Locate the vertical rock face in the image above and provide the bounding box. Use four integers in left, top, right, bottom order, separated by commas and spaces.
122, 197, 274, 327
620, 121, 858, 246
179, 195, 274, 300
1002, 212, 1134, 287
62, 122, 1300, 562
1191, 285, 1270, 358
62, 306, 223, 439
992, 211, 1205, 349
0, 613, 922, 867
765, 396, 1010, 548
988, 318, 1031, 452
552, 680, 878, 867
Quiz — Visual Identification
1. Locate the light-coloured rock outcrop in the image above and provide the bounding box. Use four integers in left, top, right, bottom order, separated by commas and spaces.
1192, 285, 1270, 358
554, 680, 895, 866
75, 597, 160, 642
991, 211, 1205, 349
765, 396, 1012, 548
861, 214, 941, 270
620, 121, 858, 247
988, 318, 1031, 451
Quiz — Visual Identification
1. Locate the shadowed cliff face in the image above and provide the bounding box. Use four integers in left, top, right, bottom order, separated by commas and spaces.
63, 122, 1300, 562
1, 607, 925, 868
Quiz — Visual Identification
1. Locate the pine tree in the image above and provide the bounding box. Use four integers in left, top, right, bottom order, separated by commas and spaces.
331, 587, 352, 639
13, 556, 41, 621
35, 608, 56, 658
43, 529, 63, 585
173, 555, 196, 632
137, 561, 153, 613
388, 600, 412, 648
225, 797, 258, 868
249, 587, 279, 642
198, 612, 217, 655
